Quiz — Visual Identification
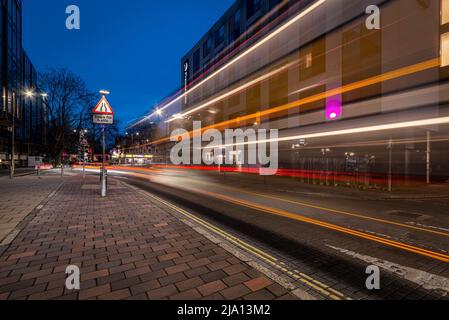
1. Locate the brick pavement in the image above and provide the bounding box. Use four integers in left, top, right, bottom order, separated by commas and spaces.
0, 175, 63, 247
0, 176, 297, 300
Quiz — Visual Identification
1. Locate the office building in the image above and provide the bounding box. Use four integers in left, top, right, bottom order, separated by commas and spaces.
133, 0, 449, 186
0, 0, 47, 167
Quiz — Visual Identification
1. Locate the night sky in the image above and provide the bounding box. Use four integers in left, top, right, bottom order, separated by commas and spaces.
23, 0, 235, 130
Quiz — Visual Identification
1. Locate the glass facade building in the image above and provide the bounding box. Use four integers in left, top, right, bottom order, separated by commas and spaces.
0, 0, 46, 167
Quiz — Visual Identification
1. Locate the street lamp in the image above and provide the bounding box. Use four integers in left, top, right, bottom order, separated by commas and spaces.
99, 90, 110, 96
321, 148, 332, 185
74, 129, 89, 179
10, 90, 36, 179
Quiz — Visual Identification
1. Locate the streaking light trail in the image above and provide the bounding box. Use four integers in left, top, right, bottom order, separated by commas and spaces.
133, 57, 439, 149
218, 116, 449, 148
131, 0, 328, 126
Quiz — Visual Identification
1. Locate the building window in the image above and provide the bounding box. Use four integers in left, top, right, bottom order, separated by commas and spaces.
214, 25, 225, 48
299, 37, 326, 81
193, 49, 200, 75
441, 32, 449, 66
203, 37, 212, 58
229, 10, 241, 43
233, 10, 241, 27
305, 52, 313, 68
443, 0, 449, 25
247, 0, 262, 19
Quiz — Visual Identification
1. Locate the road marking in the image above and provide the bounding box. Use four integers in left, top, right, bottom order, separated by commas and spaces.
108, 167, 449, 238
113, 171, 449, 263
328, 245, 449, 295
128, 185, 350, 300
192, 189, 449, 263
406, 222, 449, 233
227, 188, 449, 238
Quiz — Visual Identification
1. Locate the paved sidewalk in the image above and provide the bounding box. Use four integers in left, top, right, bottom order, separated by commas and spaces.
0, 176, 296, 300
0, 175, 63, 247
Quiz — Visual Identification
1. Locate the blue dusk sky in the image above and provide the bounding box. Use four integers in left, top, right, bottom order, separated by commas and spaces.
23, 0, 235, 130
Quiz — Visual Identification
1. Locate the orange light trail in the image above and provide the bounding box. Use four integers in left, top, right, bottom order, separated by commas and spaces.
90, 164, 449, 238
189, 188, 449, 263
133, 57, 440, 148
82, 164, 449, 263
130, 0, 328, 127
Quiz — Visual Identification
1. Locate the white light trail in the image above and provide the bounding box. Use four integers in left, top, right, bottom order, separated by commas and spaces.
218, 117, 449, 148
132, 0, 328, 127
166, 61, 297, 123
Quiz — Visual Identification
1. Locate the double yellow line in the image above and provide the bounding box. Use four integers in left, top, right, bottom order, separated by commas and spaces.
115, 168, 449, 262
224, 188, 449, 238
195, 189, 449, 263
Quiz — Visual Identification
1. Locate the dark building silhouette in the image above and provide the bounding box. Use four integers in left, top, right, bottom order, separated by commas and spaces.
0, 0, 47, 168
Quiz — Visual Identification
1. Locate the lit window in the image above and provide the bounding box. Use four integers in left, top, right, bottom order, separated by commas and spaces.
442, 0, 449, 24
305, 52, 313, 68
441, 32, 449, 66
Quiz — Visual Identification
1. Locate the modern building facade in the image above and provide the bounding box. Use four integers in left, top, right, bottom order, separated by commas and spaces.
0, 0, 47, 168
181, 0, 312, 91
131, 0, 449, 188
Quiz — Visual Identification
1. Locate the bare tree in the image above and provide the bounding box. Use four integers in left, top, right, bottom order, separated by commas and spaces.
88, 120, 121, 157
39, 68, 96, 171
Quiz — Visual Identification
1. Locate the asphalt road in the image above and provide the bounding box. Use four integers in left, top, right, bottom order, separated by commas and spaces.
84, 167, 449, 300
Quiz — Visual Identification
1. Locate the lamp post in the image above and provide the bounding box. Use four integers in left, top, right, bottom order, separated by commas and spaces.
126, 132, 140, 166
10, 92, 18, 179
387, 138, 393, 192
321, 148, 331, 186
75, 129, 89, 179
10, 90, 34, 179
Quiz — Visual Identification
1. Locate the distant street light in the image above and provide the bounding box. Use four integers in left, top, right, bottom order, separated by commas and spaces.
24, 91, 48, 99
10, 90, 36, 179
99, 90, 110, 96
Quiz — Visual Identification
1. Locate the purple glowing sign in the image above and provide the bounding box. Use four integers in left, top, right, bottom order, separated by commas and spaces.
326, 95, 342, 121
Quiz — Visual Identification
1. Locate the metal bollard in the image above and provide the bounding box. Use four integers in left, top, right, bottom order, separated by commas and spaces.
101, 168, 108, 197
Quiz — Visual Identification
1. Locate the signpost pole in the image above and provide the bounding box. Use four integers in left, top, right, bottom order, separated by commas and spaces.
426, 131, 431, 185
93, 91, 113, 198
388, 138, 393, 192
101, 125, 106, 197
83, 151, 86, 180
